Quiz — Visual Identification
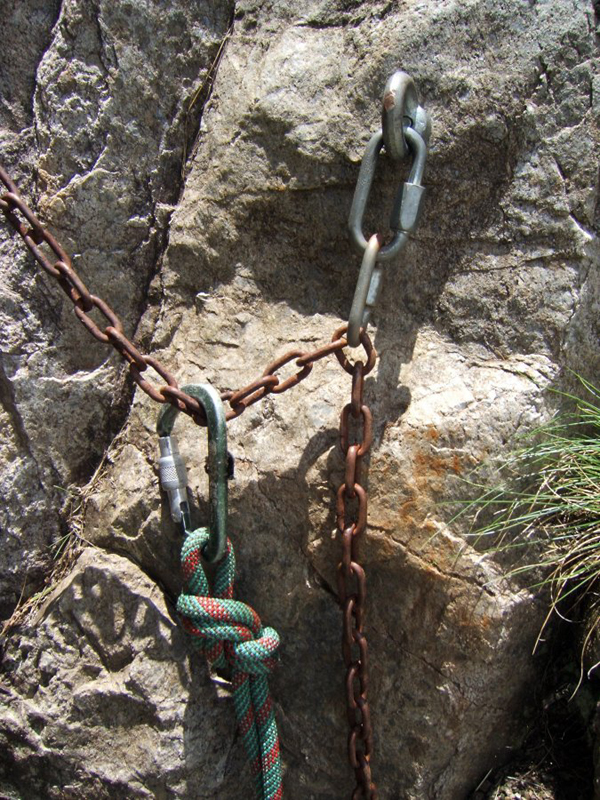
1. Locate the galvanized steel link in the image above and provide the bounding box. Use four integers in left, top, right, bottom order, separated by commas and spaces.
347, 124, 428, 261
347, 70, 430, 349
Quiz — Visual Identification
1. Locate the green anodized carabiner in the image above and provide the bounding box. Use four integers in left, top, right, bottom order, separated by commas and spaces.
157, 383, 228, 563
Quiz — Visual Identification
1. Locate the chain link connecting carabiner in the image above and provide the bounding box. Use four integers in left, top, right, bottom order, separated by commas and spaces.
347, 71, 430, 347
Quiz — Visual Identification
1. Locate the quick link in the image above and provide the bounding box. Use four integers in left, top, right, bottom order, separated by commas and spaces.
347, 71, 430, 347
347, 234, 383, 346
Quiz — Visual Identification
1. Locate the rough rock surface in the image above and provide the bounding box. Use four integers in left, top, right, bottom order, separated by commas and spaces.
1, 0, 599, 798
0, 0, 234, 615
1, 548, 252, 798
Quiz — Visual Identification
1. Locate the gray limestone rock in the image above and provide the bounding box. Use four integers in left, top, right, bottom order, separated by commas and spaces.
0, 547, 252, 799
0, 0, 598, 798
0, 0, 234, 614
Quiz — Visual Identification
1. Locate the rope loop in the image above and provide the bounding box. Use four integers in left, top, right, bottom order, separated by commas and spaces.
177, 527, 282, 800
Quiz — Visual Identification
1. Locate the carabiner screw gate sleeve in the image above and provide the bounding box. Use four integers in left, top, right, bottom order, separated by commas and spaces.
158, 434, 189, 524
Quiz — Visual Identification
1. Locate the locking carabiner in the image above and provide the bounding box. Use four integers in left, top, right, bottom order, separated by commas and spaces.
157, 383, 229, 563
346, 70, 430, 347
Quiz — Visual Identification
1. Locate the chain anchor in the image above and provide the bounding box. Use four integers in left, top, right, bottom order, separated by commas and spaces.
347, 70, 430, 347
381, 70, 431, 160
157, 383, 229, 563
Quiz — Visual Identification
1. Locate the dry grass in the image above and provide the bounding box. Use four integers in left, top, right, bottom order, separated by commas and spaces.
457, 375, 600, 685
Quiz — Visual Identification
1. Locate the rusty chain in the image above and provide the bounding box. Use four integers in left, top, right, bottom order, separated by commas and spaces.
0, 165, 353, 424
0, 164, 378, 796
332, 324, 378, 800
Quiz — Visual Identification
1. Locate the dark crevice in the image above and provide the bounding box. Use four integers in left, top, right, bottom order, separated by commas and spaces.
471, 618, 597, 799
133, 4, 236, 356
295, 0, 397, 28
180, 6, 236, 188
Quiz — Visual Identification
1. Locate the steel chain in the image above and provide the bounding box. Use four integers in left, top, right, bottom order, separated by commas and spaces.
332, 325, 378, 800
0, 166, 350, 424
0, 164, 379, 797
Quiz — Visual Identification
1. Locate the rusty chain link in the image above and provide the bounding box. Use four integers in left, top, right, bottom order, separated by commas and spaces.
332, 324, 378, 800
0, 164, 378, 797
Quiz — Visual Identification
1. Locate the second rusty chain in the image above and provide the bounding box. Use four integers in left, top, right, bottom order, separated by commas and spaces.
336, 334, 378, 800
0, 164, 374, 425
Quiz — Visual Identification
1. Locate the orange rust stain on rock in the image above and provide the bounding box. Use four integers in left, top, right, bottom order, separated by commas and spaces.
446, 604, 496, 646
415, 451, 446, 478
381, 443, 464, 538
452, 453, 463, 475
415, 450, 462, 479
371, 430, 463, 547
479, 614, 492, 630
426, 425, 440, 442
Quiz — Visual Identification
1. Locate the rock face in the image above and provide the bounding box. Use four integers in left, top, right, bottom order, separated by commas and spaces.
0, 1, 598, 798
0, 0, 234, 616
1, 548, 252, 799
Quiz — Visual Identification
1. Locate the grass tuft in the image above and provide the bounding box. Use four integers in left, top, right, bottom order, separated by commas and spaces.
457, 375, 600, 685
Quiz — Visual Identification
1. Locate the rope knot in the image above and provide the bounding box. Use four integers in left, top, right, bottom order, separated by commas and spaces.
231, 625, 280, 676
176, 528, 281, 674
176, 527, 283, 799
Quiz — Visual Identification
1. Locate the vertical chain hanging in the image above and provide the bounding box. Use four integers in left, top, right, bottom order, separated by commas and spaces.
335, 72, 429, 794
333, 325, 378, 799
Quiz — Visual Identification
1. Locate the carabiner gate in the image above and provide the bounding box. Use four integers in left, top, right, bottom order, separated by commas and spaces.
157, 383, 229, 563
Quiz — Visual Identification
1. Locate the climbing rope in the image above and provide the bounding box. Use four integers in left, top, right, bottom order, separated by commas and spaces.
177, 528, 282, 800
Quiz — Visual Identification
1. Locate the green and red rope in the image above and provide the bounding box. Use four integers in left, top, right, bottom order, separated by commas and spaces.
177, 528, 282, 799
